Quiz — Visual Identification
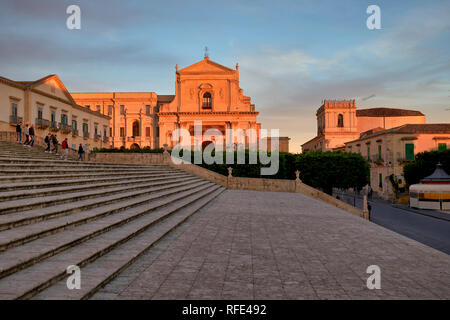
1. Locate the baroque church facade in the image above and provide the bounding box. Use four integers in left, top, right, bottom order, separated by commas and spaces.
72, 56, 262, 150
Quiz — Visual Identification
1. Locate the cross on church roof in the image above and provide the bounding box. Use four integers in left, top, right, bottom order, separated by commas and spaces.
204, 46, 209, 59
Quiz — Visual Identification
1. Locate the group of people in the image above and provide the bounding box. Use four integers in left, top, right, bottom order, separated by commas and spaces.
15, 122, 86, 161
15, 122, 35, 147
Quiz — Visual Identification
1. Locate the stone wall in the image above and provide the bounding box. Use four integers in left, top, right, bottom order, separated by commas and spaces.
88, 152, 166, 165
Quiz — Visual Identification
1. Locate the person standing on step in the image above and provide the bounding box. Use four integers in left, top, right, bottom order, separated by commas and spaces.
23, 124, 30, 146
61, 138, 69, 160
77, 143, 84, 161
51, 134, 58, 154
44, 133, 51, 152
16, 122, 22, 143
28, 124, 35, 147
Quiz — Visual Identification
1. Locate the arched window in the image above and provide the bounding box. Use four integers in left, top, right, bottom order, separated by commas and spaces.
132, 120, 140, 137
202, 92, 212, 109
337, 114, 344, 127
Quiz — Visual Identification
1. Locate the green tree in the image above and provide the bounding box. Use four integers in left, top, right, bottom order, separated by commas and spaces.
295, 151, 370, 195
403, 149, 450, 185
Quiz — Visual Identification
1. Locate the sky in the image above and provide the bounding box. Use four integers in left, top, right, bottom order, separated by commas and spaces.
1, 0, 449, 153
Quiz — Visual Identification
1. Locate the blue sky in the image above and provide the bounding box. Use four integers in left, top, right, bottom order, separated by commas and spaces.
1, 0, 449, 152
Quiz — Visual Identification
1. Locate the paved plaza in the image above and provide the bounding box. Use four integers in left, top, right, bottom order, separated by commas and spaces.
92, 190, 450, 300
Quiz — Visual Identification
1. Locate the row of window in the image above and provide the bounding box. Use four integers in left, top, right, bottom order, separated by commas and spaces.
118, 126, 159, 138
84, 93, 212, 117
85, 105, 155, 116
364, 143, 447, 162
35, 105, 105, 138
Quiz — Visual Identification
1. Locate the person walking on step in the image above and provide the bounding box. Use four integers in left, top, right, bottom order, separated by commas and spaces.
61, 138, 69, 160
77, 143, 84, 161
29, 124, 35, 147
16, 122, 22, 143
44, 133, 51, 152
51, 134, 58, 154
23, 124, 30, 146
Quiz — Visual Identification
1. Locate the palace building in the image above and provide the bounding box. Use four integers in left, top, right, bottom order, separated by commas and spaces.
70, 92, 158, 149
302, 99, 450, 200
72, 56, 267, 151
344, 123, 450, 200
301, 99, 426, 152
0, 74, 110, 150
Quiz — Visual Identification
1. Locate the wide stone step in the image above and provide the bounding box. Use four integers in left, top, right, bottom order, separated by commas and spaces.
34, 187, 225, 300
0, 167, 175, 176
0, 184, 222, 299
0, 151, 61, 158
0, 172, 185, 192
0, 156, 162, 168
0, 163, 167, 171
0, 175, 201, 215
0, 180, 209, 253
0, 177, 202, 231
0, 172, 191, 201
0, 151, 58, 157
0, 169, 179, 183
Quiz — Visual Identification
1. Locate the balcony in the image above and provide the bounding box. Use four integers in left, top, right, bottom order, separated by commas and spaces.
60, 123, 72, 134
35, 118, 50, 129
370, 155, 384, 164
103, 136, 109, 143
72, 129, 79, 137
397, 157, 414, 164
50, 121, 60, 132
83, 131, 89, 139
9, 115, 23, 125
127, 136, 141, 142
94, 134, 101, 141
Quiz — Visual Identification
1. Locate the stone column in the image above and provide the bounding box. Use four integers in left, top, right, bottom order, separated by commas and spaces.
227, 167, 233, 189
363, 195, 369, 220
295, 170, 302, 193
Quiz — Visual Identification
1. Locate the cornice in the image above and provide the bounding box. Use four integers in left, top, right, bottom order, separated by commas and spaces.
157, 111, 259, 116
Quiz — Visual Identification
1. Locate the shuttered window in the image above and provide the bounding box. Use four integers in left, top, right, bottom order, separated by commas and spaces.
405, 144, 415, 161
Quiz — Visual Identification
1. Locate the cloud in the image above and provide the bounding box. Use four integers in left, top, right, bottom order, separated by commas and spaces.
234, 2, 450, 152
0, 0, 449, 153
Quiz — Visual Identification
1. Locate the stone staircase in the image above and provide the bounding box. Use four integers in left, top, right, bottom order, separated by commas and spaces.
0, 141, 225, 299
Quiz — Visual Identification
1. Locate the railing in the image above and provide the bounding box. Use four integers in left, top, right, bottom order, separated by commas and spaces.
127, 137, 141, 142
397, 157, 415, 163
72, 129, 79, 136
83, 131, 89, 139
35, 118, 50, 129
9, 115, 23, 125
370, 155, 384, 163
103, 137, 109, 143
60, 123, 72, 134
94, 134, 101, 141
50, 121, 60, 131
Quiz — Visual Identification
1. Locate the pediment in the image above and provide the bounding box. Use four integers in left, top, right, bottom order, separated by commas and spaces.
32, 75, 76, 104
179, 58, 235, 74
